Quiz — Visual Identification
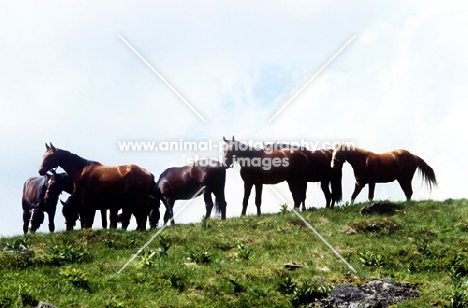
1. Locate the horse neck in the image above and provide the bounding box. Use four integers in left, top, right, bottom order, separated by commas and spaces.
58, 173, 75, 194
55, 151, 97, 180
344, 148, 370, 168
233, 146, 263, 158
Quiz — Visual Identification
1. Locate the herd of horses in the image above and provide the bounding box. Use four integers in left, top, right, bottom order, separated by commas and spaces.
22, 139, 438, 234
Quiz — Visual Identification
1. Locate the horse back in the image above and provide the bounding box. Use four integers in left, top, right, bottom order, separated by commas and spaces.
157, 166, 204, 200
78, 164, 153, 196
366, 150, 418, 182
22, 176, 46, 206
190, 164, 226, 191
240, 149, 308, 184
302, 149, 334, 177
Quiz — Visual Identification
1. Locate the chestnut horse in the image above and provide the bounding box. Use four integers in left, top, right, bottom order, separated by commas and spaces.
222, 137, 309, 216
331, 145, 437, 205
153, 159, 227, 225
38, 143, 154, 231
264, 142, 342, 208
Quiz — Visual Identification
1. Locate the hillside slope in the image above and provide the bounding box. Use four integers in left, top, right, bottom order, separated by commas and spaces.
1, 199, 468, 307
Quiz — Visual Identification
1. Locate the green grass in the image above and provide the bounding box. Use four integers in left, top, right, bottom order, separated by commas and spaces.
1, 199, 468, 307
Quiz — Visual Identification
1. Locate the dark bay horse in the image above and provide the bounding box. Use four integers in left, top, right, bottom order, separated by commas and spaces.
331, 145, 437, 205
222, 137, 309, 216
264, 142, 342, 208
38, 143, 155, 231
22, 173, 71, 234
59, 195, 109, 231
153, 159, 227, 225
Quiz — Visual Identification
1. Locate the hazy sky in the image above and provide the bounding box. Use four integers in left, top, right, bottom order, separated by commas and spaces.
1, 1, 466, 237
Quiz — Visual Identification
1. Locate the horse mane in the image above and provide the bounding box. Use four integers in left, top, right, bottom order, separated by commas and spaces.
352, 147, 373, 155
230, 140, 263, 155
54, 148, 102, 168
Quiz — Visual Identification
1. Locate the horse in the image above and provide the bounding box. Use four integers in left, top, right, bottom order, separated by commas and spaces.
222, 136, 309, 216
23, 172, 108, 233
38, 143, 155, 231
331, 144, 437, 205
24, 172, 73, 234
153, 158, 227, 225
59, 195, 110, 231
22, 173, 68, 234
264, 142, 342, 208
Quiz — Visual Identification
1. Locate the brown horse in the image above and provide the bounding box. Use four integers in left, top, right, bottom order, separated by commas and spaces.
38, 143, 155, 231
264, 142, 342, 208
24, 172, 73, 234
222, 137, 309, 215
153, 159, 227, 225
22, 173, 71, 233
331, 144, 437, 205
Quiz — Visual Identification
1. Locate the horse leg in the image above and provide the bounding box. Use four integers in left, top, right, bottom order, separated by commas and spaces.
321, 181, 332, 208
148, 198, 160, 228
22, 208, 30, 235
398, 179, 413, 201
86, 209, 96, 229
242, 182, 254, 216
163, 199, 175, 225
287, 180, 303, 210
48, 208, 56, 233
254, 184, 263, 216
368, 182, 376, 201
300, 181, 307, 211
109, 209, 119, 229
133, 198, 148, 231
214, 191, 227, 220
135, 210, 147, 231
203, 189, 214, 219
101, 210, 108, 229
351, 181, 365, 205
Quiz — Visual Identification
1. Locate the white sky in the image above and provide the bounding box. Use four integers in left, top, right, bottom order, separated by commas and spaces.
1, 1, 466, 237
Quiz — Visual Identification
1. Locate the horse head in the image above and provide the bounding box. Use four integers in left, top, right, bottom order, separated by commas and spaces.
330, 144, 346, 169
61, 196, 79, 231
28, 204, 45, 233
222, 136, 236, 168
39, 143, 60, 175
43, 174, 62, 204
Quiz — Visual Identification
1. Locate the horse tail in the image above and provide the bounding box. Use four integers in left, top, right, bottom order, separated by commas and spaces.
330, 167, 343, 203
146, 176, 161, 228
148, 173, 156, 192
416, 156, 438, 190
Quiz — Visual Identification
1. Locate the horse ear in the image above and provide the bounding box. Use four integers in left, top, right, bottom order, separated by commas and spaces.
50, 143, 56, 151
232, 136, 235, 141
223, 136, 228, 142
45, 143, 50, 150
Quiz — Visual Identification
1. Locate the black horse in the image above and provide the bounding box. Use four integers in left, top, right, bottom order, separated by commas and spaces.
153, 159, 227, 225
22, 172, 73, 234
222, 137, 309, 216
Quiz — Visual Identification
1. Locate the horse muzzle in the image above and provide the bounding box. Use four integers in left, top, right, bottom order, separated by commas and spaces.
28, 224, 37, 233
38, 166, 48, 176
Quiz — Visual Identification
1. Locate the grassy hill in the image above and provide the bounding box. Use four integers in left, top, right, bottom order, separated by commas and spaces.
1, 199, 468, 307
